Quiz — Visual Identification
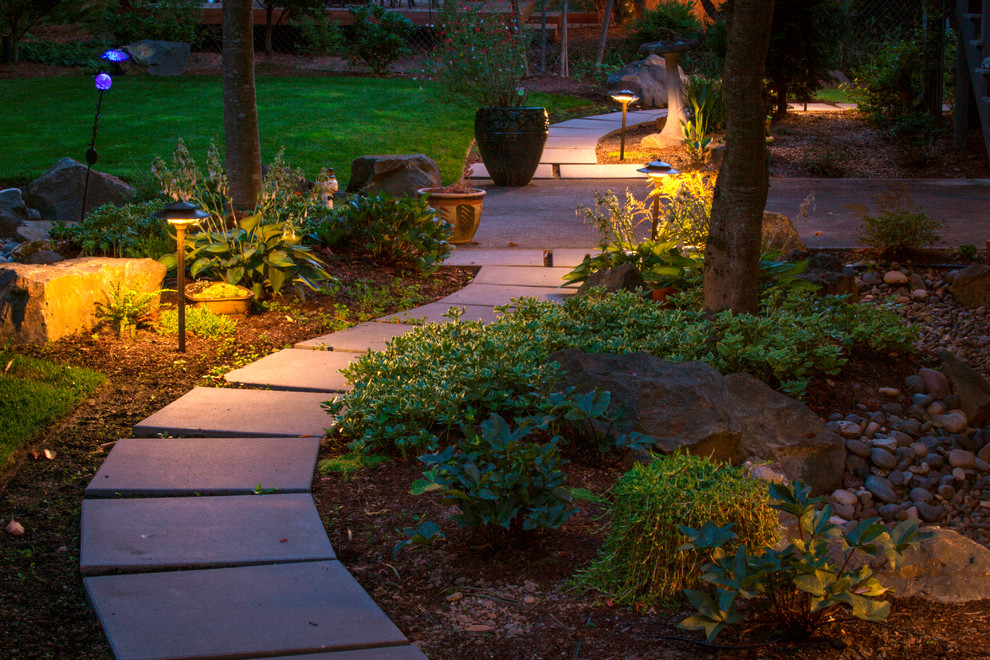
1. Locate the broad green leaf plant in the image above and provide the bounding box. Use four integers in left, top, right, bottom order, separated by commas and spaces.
678, 480, 934, 641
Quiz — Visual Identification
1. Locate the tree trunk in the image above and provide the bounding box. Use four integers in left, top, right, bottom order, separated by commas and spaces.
596, 0, 615, 65
264, 5, 274, 57
702, 0, 774, 316
698, 0, 721, 22
773, 75, 787, 118
222, 0, 263, 211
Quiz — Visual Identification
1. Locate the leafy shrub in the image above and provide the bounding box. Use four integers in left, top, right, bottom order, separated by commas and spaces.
576, 453, 778, 607
411, 414, 576, 543
95, 280, 161, 338
60, 200, 171, 259
686, 75, 725, 133
679, 480, 933, 640
18, 39, 105, 68
156, 306, 238, 340
680, 87, 714, 161
631, 0, 704, 46
346, 4, 413, 75
888, 110, 938, 166
167, 212, 333, 299
544, 389, 654, 464
309, 195, 452, 273
959, 243, 979, 261
326, 291, 917, 455
851, 37, 924, 127
296, 11, 344, 56
854, 187, 944, 254
106, 0, 202, 45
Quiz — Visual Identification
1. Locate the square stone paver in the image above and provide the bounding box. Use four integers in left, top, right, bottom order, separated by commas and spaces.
539, 147, 598, 164
265, 647, 427, 659
80, 493, 334, 574
559, 163, 650, 179
84, 561, 408, 659
553, 117, 622, 129
225, 349, 357, 392
133, 388, 333, 438
446, 249, 545, 267
473, 266, 574, 287
375, 302, 505, 325
544, 135, 599, 149
469, 163, 552, 179
295, 321, 416, 352
442, 283, 573, 306
86, 437, 320, 497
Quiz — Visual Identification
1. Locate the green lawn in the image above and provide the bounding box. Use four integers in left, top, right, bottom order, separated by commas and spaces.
0, 351, 106, 466
0, 75, 594, 189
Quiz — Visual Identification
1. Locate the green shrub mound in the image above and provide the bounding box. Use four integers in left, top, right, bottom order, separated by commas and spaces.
156, 307, 238, 340
575, 453, 778, 607
55, 200, 171, 260
325, 291, 917, 456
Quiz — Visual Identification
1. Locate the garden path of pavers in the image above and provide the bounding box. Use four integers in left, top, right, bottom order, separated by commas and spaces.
80, 251, 583, 659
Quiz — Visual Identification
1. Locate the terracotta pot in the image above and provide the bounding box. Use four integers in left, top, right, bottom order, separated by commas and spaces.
418, 187, 486, 244
184, 281, 254, 315
651, 286, 678, 305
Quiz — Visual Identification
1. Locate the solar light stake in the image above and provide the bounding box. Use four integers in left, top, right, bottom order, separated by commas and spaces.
81, 73, 113, 223
153, 202, 209, 353
610, 90, 639, 161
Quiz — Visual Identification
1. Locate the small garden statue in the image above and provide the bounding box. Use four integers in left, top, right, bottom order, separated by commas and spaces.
318, 168, 339, 209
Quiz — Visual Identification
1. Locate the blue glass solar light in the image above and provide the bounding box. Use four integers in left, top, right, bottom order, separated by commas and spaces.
94, 73, 113, 91
100, 49, 130, 63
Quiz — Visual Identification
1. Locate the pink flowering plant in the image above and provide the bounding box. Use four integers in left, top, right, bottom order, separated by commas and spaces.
433, 2, 528, 107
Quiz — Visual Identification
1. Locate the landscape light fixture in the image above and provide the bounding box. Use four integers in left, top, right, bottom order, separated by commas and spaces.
80, 50, 131, 223
636, 160, 680, 240
153, 201, 208, 353
609, 89, 639, 161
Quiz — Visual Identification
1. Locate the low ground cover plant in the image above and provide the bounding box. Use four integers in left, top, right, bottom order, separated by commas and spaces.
326, 290, 916, 455
0, 350, 105, 465
575, 453, 778, 607
853, 187, 944, 254
53, 200, 170, 259
679, 481, 933, 641
94, 281, 162, 338
156, 306, 237, 340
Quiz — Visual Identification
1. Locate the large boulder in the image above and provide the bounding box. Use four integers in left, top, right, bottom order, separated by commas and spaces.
26, 158, 133, 223
0, 188, 30, 239
761, 211, 806, 254
346, 154, 441, 197
939, 350, 990, 426
576, 263, 647, 297
0, 257, 165, 344
606, 54, 688, 109
549, 349, 845, 494
874, 527, 990, 603
122, 40, 191, 76
952, 263, 990, 308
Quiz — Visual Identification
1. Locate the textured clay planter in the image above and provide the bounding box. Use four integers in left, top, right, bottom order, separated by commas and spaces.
184, 281, 254, 315
418, 187, 486, 244
474, 107, 549, 187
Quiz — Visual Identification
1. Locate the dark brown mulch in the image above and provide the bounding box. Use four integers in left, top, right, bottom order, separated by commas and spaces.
596, 111, 990, 180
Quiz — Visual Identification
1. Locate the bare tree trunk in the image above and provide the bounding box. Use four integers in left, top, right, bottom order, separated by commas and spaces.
595, 0, 615, 65
264, 4, 274, 58
698, 0, 721, 22
702, 0, 774, 316
222, 0, 263, 211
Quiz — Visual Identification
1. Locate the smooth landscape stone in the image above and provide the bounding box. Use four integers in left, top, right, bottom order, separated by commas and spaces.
949, 449, 977, 469
865, 474, 898, 503
133, 388, 333, 438
845, 438, 871, 457
86, 437, 319, 497
266, 647, 428, 660
224, 349, 356, 392
294, 321, 416, 352
80, 494, 334, 574
871, 447, 897, 469
375, 301, 504, 325
472, 266, 574, 287
442, 283, 574, 306
84, 561, 408, 659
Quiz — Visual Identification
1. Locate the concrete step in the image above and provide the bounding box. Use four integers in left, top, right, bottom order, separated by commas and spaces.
442, 283, 573, 306
295, 321, 416, 352
472, 265, 574, 287
375, 301, 505, 325
225, 349, 357, 392
559, 163, 652, 179
80, 494, 334, 574
133, 388, 333, 438
446, 249, 592, 268
84, 561, 408, 659
87, 437, 320, 497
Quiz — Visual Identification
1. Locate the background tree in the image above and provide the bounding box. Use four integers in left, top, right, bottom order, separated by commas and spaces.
258, 0, 324, 58
0, 0, 63, 64
765, 0, 843, 117
222, 0, 262, 210
702, 0, 774, 315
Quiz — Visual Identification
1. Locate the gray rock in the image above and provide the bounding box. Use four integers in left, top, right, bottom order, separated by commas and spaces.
910, 487, 934, 504
122, 40, 190, 75
914, 501, 944, 523
347, 154, 441, 197
861, 270, 881, 286
889, 430, 915, 447
550, 350, 844, 493
833, 503, 856, 520
27, 249, 63, 265
904, 374, 925, 395
912, 393, 934, 408
934, 412, 969, 434
26, 158, 133, 222
606, 54, 687, 108
876, 528, 990, 602
576, 263, 646, 297
919, 367, 951, 399
865, 474, 898, 503
871, 447, 897, 469
846, 454, 869, 478
846, 438, 871, 457
948, 449, 976, 469
939, 351, 990, 427
871, 436, 897, 452
831, 488, 859, 507
829, 420, 862, 438
884, 270, 910, 285
14, 220, 58, 244
938, 484, 956, 499
0, 188, 30, 238
952, 264, 990, 309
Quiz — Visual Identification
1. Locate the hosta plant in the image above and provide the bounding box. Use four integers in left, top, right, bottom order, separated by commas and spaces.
678, 480, 934, 641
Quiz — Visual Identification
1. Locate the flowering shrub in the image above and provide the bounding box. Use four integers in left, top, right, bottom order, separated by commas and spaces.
432, 2, 528, 107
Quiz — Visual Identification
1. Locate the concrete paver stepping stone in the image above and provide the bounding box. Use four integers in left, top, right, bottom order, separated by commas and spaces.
80, 494, 334, 574
133, 388, 332, 438
560, 163, 651, 179
545, 135, 601, 149
553, 118, 625, 129
375, 301, 504, 325
442, 283, 573, 306
84, 560, 408, 660
446, 249, 591, 269
295, 321, 416, 352
86, 437, 320, 497
468, 163, 552, 179
584, 110, 666, 122
539, 147, 598, 164
225, 349, 357, 392
473, 266, 574, 287
264, 647, 427, 659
